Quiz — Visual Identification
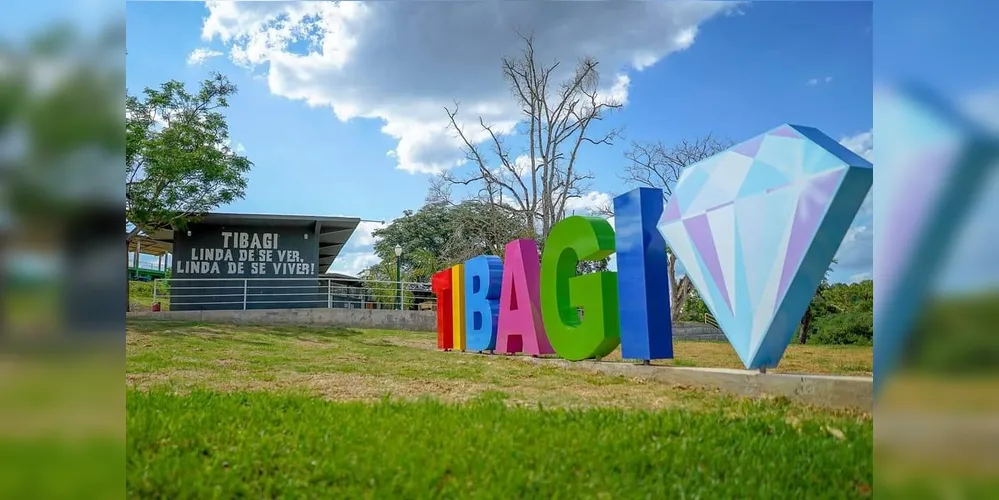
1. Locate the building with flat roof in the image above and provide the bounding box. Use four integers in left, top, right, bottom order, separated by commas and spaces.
129, 212, 361, 311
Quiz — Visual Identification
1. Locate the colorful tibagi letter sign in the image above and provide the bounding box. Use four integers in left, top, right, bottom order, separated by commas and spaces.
431, 269, 454, 350
464, 255, 503, 352
429, 123, 871, 371
495, 239, 553, 356
451, 263, 466, 351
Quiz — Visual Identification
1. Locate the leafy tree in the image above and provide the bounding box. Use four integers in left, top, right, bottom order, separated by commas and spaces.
370, 199, 528, 281
126, 72, 251, 239
799, 277, 875, 345
823, 278, 873, 313
797, 262, 836, 344
442, 200, 532, 265
370, 203, 454, 278
360, 248, 439, 309
126, 72, 252, 310
811, 311, 873, 346
677, 287, 710, 323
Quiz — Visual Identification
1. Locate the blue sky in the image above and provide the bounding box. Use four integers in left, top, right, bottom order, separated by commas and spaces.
125, 1, 875, 282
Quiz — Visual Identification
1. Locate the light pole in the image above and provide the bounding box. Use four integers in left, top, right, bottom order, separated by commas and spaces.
394, 244, 403, 310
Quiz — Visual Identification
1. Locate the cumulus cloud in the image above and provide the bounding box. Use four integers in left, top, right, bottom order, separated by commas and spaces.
187, 47, 223, 66
565, 191, 612, 215
324, 218, 392, 277
328, 251, 380, 277
198, 1, 737, 174
836, 223, 873, 270
831, 130, 875, 278
840, 129, 873, 162
349, 220, 388, 247
839, 129, 874, 218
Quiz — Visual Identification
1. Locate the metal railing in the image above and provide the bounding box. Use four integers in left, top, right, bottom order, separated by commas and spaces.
703, 312, 719, 329
150, 277, 435, 312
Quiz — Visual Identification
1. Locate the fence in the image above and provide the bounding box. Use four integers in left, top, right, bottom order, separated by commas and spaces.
150, 277, 435, 312
703, 313, 719, 329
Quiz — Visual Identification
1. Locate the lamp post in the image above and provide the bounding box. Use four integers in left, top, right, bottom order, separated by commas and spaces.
394, 245, 403, 310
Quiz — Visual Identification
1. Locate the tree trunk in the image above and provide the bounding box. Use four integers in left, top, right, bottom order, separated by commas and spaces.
798, 308, 812, 344
669, 278, 692, 324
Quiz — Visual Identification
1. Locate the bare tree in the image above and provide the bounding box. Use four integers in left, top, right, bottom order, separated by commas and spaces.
612, 134, 733, 323
425, 175, 454, 206
442, 34, 622, 242
441, 200, 529, 265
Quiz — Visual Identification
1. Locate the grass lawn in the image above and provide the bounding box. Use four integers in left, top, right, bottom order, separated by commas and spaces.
127, 320, 873, 498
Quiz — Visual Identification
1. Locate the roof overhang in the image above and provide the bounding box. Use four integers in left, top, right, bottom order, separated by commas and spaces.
138, 212, 361, 274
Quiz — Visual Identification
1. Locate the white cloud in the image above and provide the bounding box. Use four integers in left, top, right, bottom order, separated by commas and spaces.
187, 47, 223, 66
325, 217, 393, 277
328, 251, 381, 277
348, 220, 388, 247
835, 223, 873, 270
565, 191, 612, 215
840, 129, 874, 219
830, 129, 875, 278
512, 155, 533, 176
840, 129, 873, 162
199, 1, 737, 174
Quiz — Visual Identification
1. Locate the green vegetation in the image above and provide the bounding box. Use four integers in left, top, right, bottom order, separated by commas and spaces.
680, 279, 875, 346
128, 390, 872, 499
907, 289, 999, 374
128, 280, 170, 311
126, 71, 253, 312
127, 320, 871, 498
813, 311, 874, 346
806, 279, 874, 346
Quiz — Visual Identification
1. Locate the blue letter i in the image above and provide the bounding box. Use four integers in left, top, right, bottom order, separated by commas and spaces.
613, 187, 673, 361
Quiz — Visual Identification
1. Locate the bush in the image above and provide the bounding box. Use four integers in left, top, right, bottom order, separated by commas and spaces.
810, 311, 873, 346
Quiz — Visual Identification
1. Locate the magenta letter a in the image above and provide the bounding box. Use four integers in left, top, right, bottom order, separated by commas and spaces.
496, 239, 554, 355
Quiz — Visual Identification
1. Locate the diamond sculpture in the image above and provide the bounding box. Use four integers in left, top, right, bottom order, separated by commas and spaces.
659, 124, 873, 369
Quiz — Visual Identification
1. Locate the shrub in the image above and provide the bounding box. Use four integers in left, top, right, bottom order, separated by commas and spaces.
810, 311, 873, 346
129, 279, 170, 297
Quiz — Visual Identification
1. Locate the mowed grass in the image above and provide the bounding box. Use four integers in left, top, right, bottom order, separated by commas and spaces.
128, 390, 872, 498
126, 321, 871, 408
127, 320, 873, 498
603, 340, 871, 375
